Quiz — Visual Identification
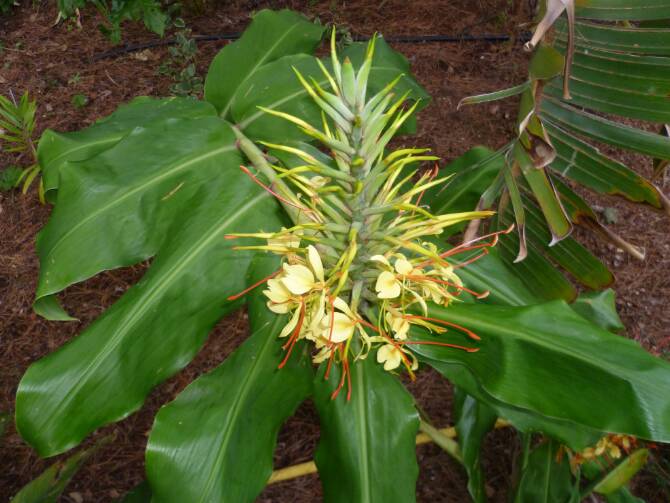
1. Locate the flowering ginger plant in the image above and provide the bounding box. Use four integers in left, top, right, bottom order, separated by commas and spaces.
227, 31, 511, 398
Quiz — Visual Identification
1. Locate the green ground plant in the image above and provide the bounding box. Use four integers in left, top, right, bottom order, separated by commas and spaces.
12, 3, 670, 502
0, 91, 44, 201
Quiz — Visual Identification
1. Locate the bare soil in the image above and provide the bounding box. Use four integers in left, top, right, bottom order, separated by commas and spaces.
0, 0, 668, 501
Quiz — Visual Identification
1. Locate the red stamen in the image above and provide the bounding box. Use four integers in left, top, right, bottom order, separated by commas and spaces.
344, 356, 352, 401
405, 275, 490, 299
324, 345, 338, 380
240, 165, 314, 215
403, 340, 479, 352
403, 315, 481, 341
278, 300, 306, 369
331, 347, 348, 400
453, 249, 489, 268
226, 269, 280, 301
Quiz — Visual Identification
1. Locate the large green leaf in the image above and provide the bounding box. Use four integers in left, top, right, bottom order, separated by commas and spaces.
146, 257, 313, 502
313, 356, 420, 502
17, 157, 284, 457
410, 302, 670, 443
38, 97, 216, 198
34, 117, 242, 321
204, 9, 325, 117
512, 438, 578, 503
453, 389, 497, 503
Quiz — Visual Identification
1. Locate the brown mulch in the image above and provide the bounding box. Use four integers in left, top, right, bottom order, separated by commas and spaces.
0, 0, 668, 501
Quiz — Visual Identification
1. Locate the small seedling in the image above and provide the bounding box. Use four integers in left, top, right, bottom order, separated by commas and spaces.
71, 93, 89, 108
68, 73, 81, 86
0, 166, 22, 191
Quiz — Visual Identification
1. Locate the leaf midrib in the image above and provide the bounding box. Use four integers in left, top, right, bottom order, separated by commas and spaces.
354, 364, 372, 503
38, 142, 237, 296
198, 317, 281, 502
38, 191, 269, 432
219, 23, 304, 118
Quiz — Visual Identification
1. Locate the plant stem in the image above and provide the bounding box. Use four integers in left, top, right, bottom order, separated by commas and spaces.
419, 419, 463, 463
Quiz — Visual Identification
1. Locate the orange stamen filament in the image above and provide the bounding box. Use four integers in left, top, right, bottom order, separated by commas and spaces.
405, 275, 490, 299
278, 300, 306, 369
403, 340, 479, 352
240, 165, 314, 215
403, 314, 481, 341
226, 270, 280, 301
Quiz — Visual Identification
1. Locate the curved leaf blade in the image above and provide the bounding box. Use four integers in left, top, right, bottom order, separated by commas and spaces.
17, 170, 284, 457
146, 257, 313, 503
313, 356, 420, 503
204, 9, 325, 117
34, 117, 238, 320
411, 301, 670, 442
38, 97, 216, 197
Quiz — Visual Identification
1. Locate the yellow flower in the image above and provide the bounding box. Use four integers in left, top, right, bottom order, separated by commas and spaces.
264, 278, 294, 314
385, 309, 410, 340
320, 296, 357, 343
280, 244, 324, 295
376, 344, 403, 371
394, 255, 414, 275
375, 271, 401, 299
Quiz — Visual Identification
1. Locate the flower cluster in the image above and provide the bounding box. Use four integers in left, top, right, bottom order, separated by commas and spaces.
567, 434, 637, 472
227, 30, 509, 399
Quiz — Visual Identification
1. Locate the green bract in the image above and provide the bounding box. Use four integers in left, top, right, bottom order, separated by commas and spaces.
13, 4, 670, 502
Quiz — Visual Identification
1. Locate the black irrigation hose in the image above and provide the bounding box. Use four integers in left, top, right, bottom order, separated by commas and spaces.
92, 31, 532, 61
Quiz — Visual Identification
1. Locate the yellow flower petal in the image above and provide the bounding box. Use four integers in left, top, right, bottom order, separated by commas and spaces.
377, 344, 403, 371
370, 254, 390, 267
279, 307, 302, 338
394, 256, 413, 275
322, 312, 355, 343
375, 271, 401, 299
307, 245, 324, 282
281, 264, 315, 294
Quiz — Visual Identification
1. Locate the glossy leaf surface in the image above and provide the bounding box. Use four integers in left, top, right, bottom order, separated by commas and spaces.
204, 9, 325, 116
17, 155, 283, 456
313, 356, 420, 503
411, 302, 670, 443
146, 258, 313, 502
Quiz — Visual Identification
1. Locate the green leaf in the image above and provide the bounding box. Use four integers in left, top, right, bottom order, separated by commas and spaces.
313, 356, 420, 502
546, 121, 665, 209
605, 487, 645, 503
17, 150, 285, 457
571, 289, 624, 333
513, 438, 578, 503
115, 482, 152, 503
204, 9, 325, 117
38, 97, 216, 198
575, 1, 670, 21
425, 146, 502, 235
454, 389, 497, 503
593, 449, 650, 495
11, 435, 112, 503
146, 257, 313, 502
34, 116, 238, 320
410, 301, 670, 443
458, 82, 530, 108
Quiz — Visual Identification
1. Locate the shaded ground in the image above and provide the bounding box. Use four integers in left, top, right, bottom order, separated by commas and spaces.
0, 0, 668, 501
